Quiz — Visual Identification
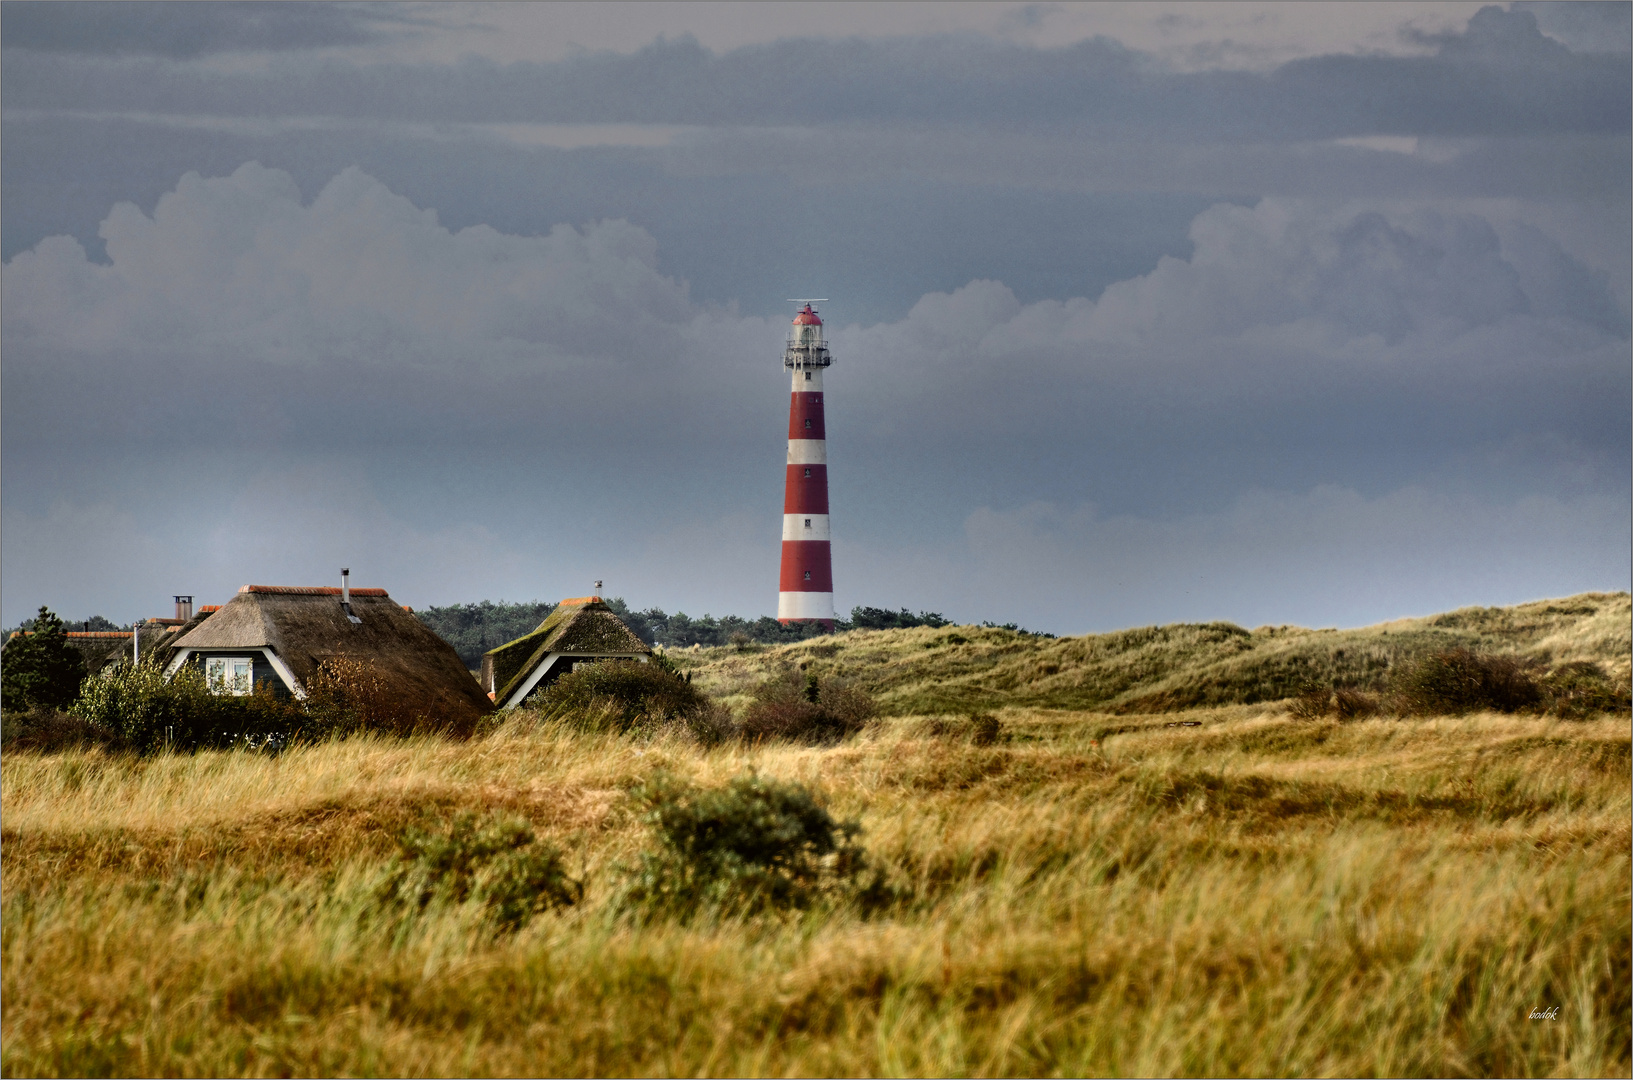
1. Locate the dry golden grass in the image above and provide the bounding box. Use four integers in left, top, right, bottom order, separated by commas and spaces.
4, 701, 1629, 1077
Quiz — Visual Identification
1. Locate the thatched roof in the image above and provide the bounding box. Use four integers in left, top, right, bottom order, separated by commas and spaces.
172, 585, 491, 733
485, 596, 650, 705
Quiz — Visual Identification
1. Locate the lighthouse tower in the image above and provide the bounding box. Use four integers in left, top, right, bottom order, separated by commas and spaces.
778, 303, 835, 627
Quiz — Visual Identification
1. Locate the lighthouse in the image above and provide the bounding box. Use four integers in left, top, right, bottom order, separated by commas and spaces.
778, 302, 835, 627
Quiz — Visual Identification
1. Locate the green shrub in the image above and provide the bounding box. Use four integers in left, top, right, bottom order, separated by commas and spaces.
620, 772, 872, 917
739, 670, 877, 743
71, 661, 315, 753
379, 812, 580, 932
1392, 649, 1544, 715
536, 659, 721, 741
2, 607, 87, 711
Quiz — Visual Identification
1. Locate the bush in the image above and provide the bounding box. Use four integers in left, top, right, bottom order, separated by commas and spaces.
1288, 685, 1332, 721
2, 607, 87, 711
969, 712, 1003, 746
620, 772, 872, 917
1392, 649, 1544, 715
535, 658, 723, 741
1332, 688, 1381, 721
71, 661, 327, 753
379, 812, 580, 931
1542, 661, 1631, 720
739, 670, 876, 744
303, 657, 422, 737
0, 706, 125, 753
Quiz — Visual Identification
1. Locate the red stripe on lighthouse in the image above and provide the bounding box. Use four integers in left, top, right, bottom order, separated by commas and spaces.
783, 464, 829, 513
788, 393, 826, 440
779, 542, 833, 591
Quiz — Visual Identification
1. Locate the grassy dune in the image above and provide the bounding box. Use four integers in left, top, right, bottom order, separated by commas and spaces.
677, 592, 1631, 716
5, 701, 1629, 1075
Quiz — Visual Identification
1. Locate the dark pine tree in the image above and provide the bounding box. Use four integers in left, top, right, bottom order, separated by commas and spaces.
1, 606, 88, 710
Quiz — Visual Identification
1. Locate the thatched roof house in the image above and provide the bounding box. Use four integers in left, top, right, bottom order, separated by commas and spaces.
483, 596, 651, 709
165, 585, 491, 732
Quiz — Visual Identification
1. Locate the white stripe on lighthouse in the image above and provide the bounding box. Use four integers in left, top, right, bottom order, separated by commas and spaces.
778, 591, 835, 620
782, 513, 831, 541
791, 368, 825, 392
787, 440, 827, 465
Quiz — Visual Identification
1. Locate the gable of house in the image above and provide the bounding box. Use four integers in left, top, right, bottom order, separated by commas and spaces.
484, 596, 650, 706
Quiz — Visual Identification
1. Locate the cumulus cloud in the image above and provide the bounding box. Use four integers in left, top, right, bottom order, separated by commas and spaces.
3, 162, 696, 365
5, 166, 1625, 480
832, 198, 1628, 451
6, 167, 1624, 454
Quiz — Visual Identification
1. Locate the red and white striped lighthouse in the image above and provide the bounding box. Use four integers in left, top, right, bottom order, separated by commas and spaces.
778, 302, 835, 627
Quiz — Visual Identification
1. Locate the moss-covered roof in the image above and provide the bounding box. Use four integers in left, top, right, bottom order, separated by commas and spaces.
486, 597, 650, 704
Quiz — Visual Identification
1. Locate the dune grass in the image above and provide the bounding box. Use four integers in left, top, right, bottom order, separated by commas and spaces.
675, 592, 1631, 716
4, 701, 1628, 1076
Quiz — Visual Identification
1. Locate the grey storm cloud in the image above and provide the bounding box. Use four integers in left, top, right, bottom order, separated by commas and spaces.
4, 165, 1624, 514
4, 6, 1626, 137
0, 1, 404, 58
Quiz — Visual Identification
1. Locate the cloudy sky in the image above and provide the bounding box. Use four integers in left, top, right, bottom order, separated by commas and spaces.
3, 1, 1629, 634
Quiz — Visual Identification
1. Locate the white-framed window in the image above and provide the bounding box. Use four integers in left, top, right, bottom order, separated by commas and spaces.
205, 656, 254, 695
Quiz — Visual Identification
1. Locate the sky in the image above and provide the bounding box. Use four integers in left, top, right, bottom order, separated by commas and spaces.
2, 1, 1629, 634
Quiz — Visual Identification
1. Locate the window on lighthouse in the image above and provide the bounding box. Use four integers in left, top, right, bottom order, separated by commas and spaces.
804, 571, 812, 580
804, 518, 811, 528
804, 371, 811, 381
803, 468, 811, 477
804, 419, 812, 429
